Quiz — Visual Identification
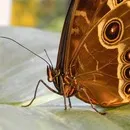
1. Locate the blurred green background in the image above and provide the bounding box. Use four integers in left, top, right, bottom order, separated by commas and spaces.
11, 0, 69, 32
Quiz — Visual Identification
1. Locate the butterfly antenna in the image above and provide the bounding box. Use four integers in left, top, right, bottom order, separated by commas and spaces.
44, 49, 53, 67
0, 36, 51, 66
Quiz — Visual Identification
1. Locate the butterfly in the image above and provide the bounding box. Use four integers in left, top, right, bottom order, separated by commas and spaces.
2, 0, 129, 114
27, 0, 127, 114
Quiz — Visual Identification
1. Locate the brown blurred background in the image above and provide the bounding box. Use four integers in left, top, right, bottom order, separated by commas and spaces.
11, 0, 70, 32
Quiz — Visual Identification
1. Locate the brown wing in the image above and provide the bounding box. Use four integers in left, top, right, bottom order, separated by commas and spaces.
67, 0, 110, 70
56, 0, 77, 72
70, 0, 130, 106
56, 0, 109, 72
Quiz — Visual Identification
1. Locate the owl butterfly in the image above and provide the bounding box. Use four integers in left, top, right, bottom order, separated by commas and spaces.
22, 0, 130, 114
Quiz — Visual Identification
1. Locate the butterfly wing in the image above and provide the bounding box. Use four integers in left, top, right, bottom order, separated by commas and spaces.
56, 0, 108, 72
56, 0, 77, 72
56, 0, 130, 106
69, 0, 130, 106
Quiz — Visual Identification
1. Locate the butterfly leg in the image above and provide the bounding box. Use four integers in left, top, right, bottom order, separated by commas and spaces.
81, 88, 106, 115
63, 95, 67, 110
68, 97, 72, 108
22, 79, 60, 107
63, 97, 72, 109
59, 76, 67, 110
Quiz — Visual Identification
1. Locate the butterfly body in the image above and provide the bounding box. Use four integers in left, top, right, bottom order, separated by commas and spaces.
46, 0, 130, 109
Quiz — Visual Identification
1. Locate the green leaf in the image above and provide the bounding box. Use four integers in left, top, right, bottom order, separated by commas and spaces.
0, 27, 129, 130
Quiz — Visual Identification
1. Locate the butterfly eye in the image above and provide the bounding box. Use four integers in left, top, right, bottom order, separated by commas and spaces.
123, 83, 130, 95
121, 49, 130, 63
102, 18, 124, 45
124, 67, 130, 79
106, 22, 120, 40
125, 84, 130, 95
121, 65, 130, 80
117, 0, 123, 4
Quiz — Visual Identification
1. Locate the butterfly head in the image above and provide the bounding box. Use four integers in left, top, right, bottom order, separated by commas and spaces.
47, 65, 58, 82
46, 65, 78, 97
